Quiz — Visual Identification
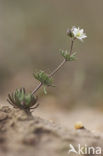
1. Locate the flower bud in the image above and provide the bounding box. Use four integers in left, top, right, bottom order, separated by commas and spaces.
66, 29, 74, 38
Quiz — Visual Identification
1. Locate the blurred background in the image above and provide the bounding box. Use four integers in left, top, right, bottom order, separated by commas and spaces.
0, 0, 103, 130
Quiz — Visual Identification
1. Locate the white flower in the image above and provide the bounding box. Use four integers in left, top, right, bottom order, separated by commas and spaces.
71, 26, 87, 41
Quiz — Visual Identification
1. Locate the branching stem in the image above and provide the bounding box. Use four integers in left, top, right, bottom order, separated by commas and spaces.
32, 39, 74, 95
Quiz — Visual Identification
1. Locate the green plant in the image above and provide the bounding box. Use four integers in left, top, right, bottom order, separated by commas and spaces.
7, 88, 38, 113
7, 26, 87, 114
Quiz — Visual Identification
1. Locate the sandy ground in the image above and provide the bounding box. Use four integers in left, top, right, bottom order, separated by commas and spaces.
1, 97, 103, 133
1, 92, 103, 156
0, 105, 103, 156
34, 104, 103, 133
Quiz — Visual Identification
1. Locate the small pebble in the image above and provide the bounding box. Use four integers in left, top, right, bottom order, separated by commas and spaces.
74, 121, 84, 130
